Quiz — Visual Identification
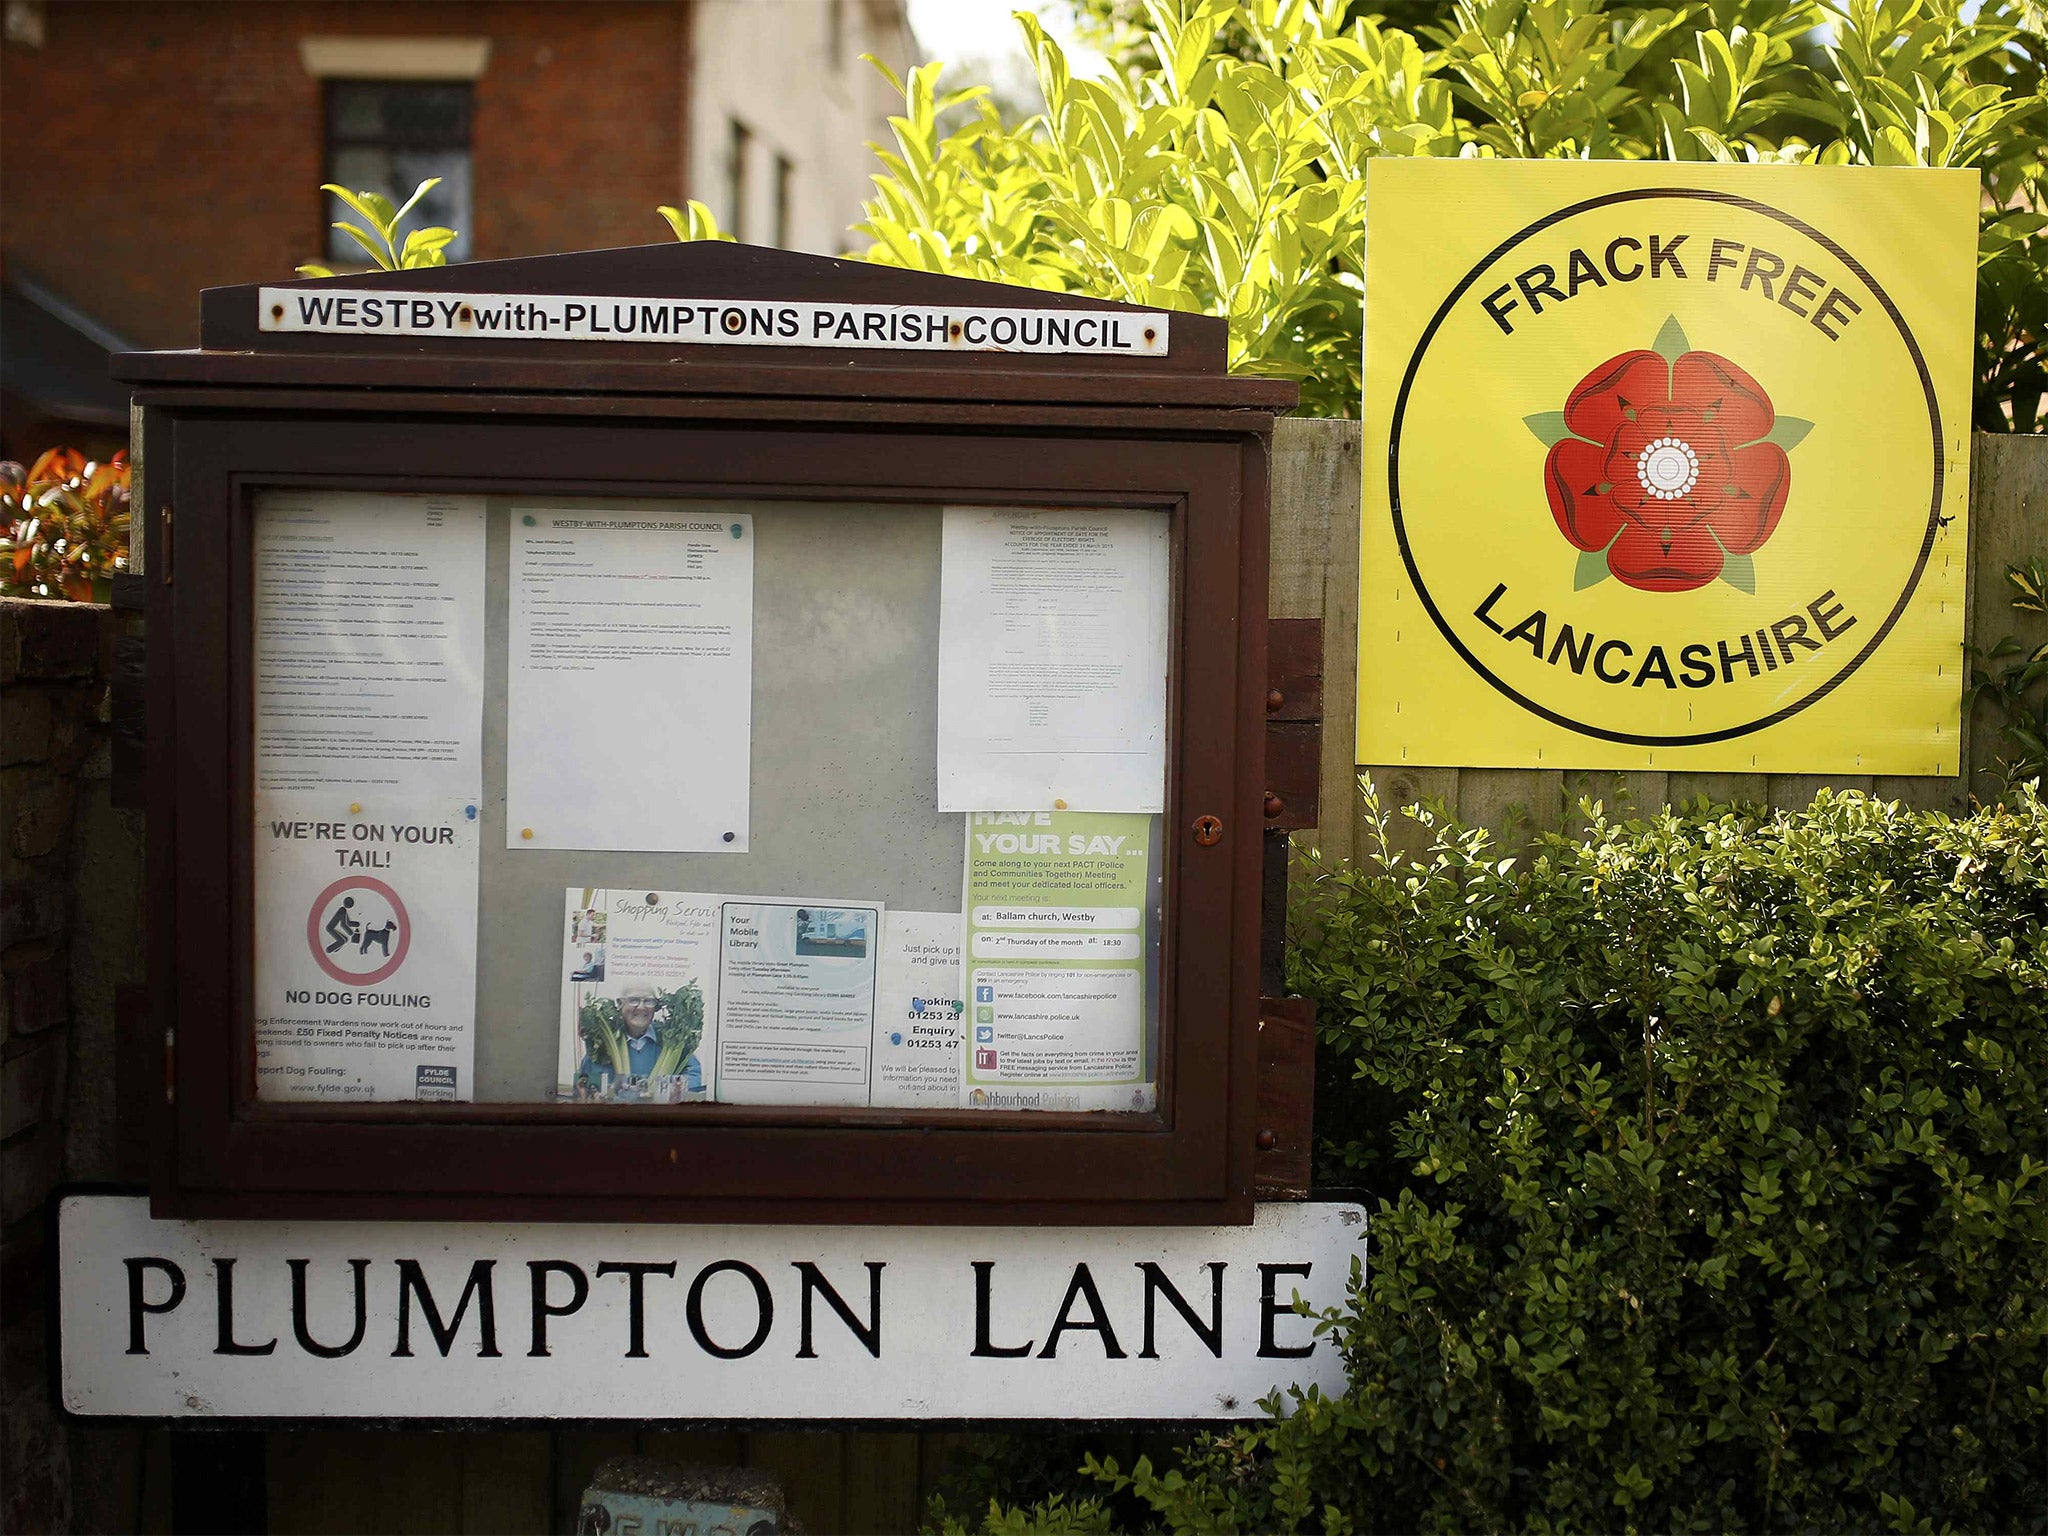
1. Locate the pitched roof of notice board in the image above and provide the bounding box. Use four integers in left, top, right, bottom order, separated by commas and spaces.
113, 242, 1297, 413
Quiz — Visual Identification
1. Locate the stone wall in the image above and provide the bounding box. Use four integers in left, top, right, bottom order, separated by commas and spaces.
1, 597, 146, 1534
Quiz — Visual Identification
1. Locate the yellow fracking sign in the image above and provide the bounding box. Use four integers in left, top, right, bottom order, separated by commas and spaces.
1359, 160, 1978, 774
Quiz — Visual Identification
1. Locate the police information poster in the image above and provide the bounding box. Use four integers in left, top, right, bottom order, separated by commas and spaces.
870, 910, 967, 1109
1359, 160, 1977, 773
963, 812, 1155, 1112
556, 888, 719, 1104
253, 797, 480, 1101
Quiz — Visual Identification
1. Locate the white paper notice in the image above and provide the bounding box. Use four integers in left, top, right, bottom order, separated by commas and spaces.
716, 899, 883, 1106
508, 508, 754, 851
253, 491, 486, 799
870, 911, 966, 1109
557, 889, 720, 1103
937, 507, 1170, 813
252, 794, 480, 1101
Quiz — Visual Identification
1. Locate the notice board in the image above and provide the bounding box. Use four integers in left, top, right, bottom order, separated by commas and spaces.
117, 240, 1294, 1223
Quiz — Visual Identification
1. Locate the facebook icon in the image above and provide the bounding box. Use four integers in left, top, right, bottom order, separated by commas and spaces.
974, 984, 995, 1003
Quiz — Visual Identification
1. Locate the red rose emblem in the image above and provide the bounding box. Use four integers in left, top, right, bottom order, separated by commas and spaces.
1536, 324, 1805, 593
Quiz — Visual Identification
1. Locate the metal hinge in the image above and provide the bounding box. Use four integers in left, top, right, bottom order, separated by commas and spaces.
159, 504, 173, 584
164, 1026, 176, 1104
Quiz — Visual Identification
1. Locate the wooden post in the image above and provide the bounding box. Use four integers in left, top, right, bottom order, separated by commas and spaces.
1963, 433, 2048, 800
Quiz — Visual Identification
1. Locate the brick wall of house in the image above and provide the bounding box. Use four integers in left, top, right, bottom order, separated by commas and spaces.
0, 597, 146, 1534
0, 1, 690, 350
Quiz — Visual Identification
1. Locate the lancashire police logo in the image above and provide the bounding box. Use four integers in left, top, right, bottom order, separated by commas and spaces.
1361, 160, 1977, 774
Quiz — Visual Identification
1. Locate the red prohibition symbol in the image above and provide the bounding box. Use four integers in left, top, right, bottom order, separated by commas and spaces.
305, 875, 413, 986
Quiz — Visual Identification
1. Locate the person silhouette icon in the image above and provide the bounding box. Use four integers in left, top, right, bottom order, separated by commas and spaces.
324, 896, 361, 954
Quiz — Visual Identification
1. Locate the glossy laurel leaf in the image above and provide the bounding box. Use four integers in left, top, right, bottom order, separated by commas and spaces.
305, 178, 451, 277
834, 0, 2045, 429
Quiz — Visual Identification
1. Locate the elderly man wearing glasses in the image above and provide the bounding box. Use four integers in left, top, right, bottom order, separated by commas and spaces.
575, 979, 704, 1102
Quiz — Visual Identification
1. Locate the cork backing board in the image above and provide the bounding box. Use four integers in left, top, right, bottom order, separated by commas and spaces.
473, 498, 964, 1100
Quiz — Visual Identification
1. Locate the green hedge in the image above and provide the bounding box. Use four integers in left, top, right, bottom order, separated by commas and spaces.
942, 787, 2047, 1534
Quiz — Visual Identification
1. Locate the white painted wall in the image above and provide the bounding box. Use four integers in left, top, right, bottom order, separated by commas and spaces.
689, 0, 917, 255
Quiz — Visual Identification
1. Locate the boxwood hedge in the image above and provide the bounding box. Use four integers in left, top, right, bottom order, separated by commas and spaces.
941, 786, 2047, 1535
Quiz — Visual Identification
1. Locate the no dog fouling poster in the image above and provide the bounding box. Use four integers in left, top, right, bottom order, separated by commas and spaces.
253, 796, 480, 1101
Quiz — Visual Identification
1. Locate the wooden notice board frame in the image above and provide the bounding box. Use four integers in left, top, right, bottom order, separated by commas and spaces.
116, 242, 1295, 1225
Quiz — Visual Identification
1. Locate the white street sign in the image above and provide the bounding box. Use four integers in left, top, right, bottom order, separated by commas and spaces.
58, 1194, 1359, 1421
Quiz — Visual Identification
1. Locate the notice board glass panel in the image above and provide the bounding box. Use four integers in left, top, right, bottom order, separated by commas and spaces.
249, 491, 1169, 1114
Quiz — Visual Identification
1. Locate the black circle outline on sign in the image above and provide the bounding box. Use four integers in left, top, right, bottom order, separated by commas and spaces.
1388, 186, 1945, 747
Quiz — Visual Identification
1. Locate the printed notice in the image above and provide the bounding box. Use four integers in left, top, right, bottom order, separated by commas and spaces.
253, 491, 486, 799
716, 899, 884, 1107
937, 508, 1169, 813
253, 794, 479, 1101
557, 889, 718, 1103
963, 811, 1155, 1112
870, 911, 967, 1109
508, 507, 754, 851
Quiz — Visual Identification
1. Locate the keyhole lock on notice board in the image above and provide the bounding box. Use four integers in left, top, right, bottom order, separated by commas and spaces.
1192, 815, 1224, 846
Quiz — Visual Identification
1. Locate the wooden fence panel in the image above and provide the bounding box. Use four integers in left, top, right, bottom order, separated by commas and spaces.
1271, 417, 1365, 863
459, 1433, 553, 1534
265, 1426, 927, 1535
1272, 420, 2047, 845
1966, 434, 2048, 795
746, 1431, 850, 1534
268, 1431, 465, 1534
843, 1432, 924, 1534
